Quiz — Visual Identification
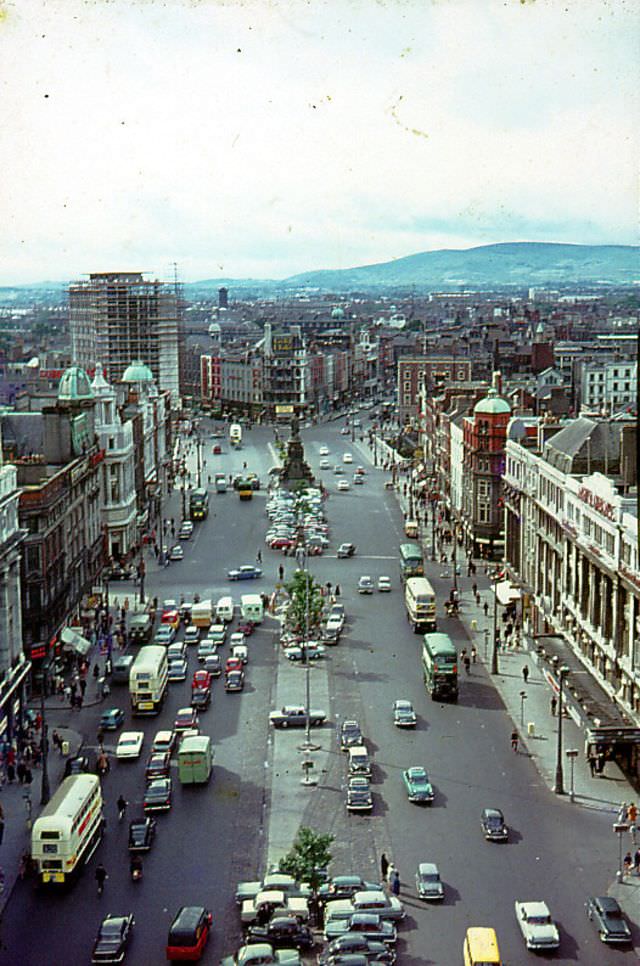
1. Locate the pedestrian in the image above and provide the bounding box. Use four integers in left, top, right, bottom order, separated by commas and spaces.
628, 802, 638, 825
79, 678, 87, 697
521, 665, 529, 684
587, 752, 596, 777
634, 849, 640, 876
95, 863, 107, 895
623, 852, 633, 876
510, 730, 518, 752
52, 730, 62, 754
460, 648, 467, 663
256, 549, 262, 564
278, 565, 284, 582
390, 869, 400, 896
97, 730, 105, 749
335, 585, 341, 597
475, 592, 481, 606
471, 646, 477, 664
550, 695, 557, 717
6, 761, 15, 783
24, 766, 32, 786
387, 862, 395, 886
597, 751, 606, 774
483, 601, 489, 618
463, 655, 471, 674
472, 582, 478, 597
380, 853, 389, 882
17, 761, 26, 785
618, 802, 629, 824
93, 663, 100, 680
0, 803, 4, 845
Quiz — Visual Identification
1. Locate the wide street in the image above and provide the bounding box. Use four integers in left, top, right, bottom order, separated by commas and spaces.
1, 419, 632, 964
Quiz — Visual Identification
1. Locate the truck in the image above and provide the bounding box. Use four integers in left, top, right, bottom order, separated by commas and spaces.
240, 890, 309, 925
240, 594, 263, 625
178, 735, 213, 785
191, 600, 213, 628
269, 705, 327, 728
215, 473, 228, 494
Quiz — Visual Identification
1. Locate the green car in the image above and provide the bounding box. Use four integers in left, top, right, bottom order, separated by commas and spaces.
403, 766, 434, 804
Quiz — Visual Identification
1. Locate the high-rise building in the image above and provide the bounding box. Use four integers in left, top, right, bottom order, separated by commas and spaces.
69, 272, 182, 403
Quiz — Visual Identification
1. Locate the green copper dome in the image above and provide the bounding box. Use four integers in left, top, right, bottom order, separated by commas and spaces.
58, 366, 94, 402
122, 360, 153, 383
474, 387, 511, 415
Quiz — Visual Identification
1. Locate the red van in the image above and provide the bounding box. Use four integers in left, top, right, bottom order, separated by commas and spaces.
166, 906, 212, 961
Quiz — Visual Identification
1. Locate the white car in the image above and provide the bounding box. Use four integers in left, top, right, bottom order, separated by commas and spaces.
515, 900, 560, 950
319, 446, 330, 456
377, 576, 391, 592
231, 643, 248, 664
337, 480, 350, 492
358, 576, 374, 594
169, 545, 184, 561
319, 459, 331, 470
116, 731, 144, 760
342, 453, 353, 464
229, 632, 246, 649
167, 641, 187, 662
184, 625, 200, 645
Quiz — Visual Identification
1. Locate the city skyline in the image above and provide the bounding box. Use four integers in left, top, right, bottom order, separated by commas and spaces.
0, 0, 637, 285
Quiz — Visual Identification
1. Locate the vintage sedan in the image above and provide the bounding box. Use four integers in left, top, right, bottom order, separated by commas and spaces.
191, 686, 212, 710
402, 766, 434, 804
324, 913, 396, 945
174, 707, 199, 732
377, 576, 391, 592
91, 913, 135, 964
246, 917, 313, 951
144, 751, 171, 781
192, 669, 212, 690
340, 720, 364, 749
515, 900, 560, 951
168, 658, 188, 683
358, 576, 374, 594
152, 730, 176, 756
203, 653, 222, 677
346, 777, 373, 813
116, 731, 144, 760
337, 543, 357, 558
225, 669, 245, 692
415, 862, 444, 901
128, 816, 156, 852
228, 565, 262, 581
99, 708, 125, 731
480, 807, 508, 842
285, 643, 325, 662
319, 876, 382, 903
586, 895, 632, 944
392, 700, 416, 728
161, 608, 181, 629
319, 935, 394, 964
143, 777, 172, 812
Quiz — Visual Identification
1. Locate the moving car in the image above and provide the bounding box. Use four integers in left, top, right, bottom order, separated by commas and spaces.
343, 453, 353, 463
168, 658, 188, 682
99, 708, 125, 731
154, 625, 176, 646
210, 624, 227, 645
319, 459, 331, 470
402, 766, 434, 804
586, 895, 632, 944
392, 700, 416, 728
167, 641, 187, 662
192, 669, 212, 690
337, 480, 350, 491
231, 643, 248, 664
337, 543, 356, 558
161, 609, 181, 629
179, 521, 194, 539
184, 625, 200, 645
341, 720, 364, 749
228, 565, 262, 581
203, 653, 222, 677
152, 730, 176, 755
143, 777, 172, 812
246, 917, 313, 951
358, 576, 374, 594
145, 751, 171, 781
116, 731, 144, 760
377, 576, 391, 592
166, 905, 212, 962
225, 669, 245, 692
347, 777, 373, 812
415, 862, 444, 901
197, 640, 217, 663
91, 914, 134, 965
353, 474, 364, 485
128, 816, 156, 852
319, 446, 330, 456
514, 900, 560, 950
269, 705, 327, 728
480, 807, 508, 842
322, 617, 342, 644
225, 656, 243, 674
174, 707, 199, 732
169, 545, 184, 561
191, 686, 212, 710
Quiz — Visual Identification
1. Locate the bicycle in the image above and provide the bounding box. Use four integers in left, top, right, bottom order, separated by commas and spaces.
117, 796, 128, 822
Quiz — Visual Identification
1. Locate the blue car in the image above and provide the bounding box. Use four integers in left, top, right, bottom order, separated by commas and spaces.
227, 565, 262, 581
100, 708, 125, 730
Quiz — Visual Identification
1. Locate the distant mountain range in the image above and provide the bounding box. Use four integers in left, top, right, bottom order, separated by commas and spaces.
191, 242, 638, 294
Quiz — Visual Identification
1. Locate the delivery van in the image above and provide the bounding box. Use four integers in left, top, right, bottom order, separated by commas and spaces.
178, 735, 213, 785
240, 594, 264, 625
128, 614, 153, 644
216, 596, 235, 623
348, 745, 371, 777
463, 927, 501, 966
404, 519, 419, 538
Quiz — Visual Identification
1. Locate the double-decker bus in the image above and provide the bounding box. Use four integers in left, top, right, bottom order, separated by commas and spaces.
405, 576, 437, 632
31, 774, 104, 885
189, 487, 209, 521
229, 423, 242, 448
422, 632, 458, 701
399, 542, 425, 581
130, 645, 169, 715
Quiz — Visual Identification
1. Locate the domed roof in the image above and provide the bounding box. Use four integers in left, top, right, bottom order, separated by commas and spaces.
91, 368, 112, 393
474, 387, 511, 416
331, 306, 345, 319
58, 366, 94, 402
122, 360, 153, 383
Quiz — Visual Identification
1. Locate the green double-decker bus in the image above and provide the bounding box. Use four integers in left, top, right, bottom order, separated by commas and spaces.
189, 488, 209, 521
422, 632, 458, 702
399, 542, 425, 581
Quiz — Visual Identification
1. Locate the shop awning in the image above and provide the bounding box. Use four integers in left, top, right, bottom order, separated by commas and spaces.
61, 627, 92, 657
495, 580, 521, 606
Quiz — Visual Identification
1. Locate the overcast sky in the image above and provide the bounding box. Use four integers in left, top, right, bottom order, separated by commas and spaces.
0, 0, 637, 284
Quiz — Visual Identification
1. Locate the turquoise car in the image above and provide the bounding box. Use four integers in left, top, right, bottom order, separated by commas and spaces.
403, 766, 434, 804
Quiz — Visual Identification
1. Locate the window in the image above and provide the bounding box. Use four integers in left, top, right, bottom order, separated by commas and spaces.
478, 502, 490, 524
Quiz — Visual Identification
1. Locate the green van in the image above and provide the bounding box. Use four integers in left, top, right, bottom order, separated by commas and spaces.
178, 735, 213, 785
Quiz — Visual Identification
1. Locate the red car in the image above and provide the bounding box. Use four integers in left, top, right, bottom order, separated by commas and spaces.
145, 751, 171, 781
192, 669, 212, 691
161, 609, 180, 629
225, 656, 243, 674
269, 536, 294, 550
212, 444, 222, 455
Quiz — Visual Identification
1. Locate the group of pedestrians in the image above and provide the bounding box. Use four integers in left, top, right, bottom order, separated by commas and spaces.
380, 853, 400, 896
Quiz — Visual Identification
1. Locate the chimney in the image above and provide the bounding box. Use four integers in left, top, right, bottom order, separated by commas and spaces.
492, 371, 503, 394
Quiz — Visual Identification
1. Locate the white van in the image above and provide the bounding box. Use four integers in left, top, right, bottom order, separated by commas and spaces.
216, 596, 235, 623
240, 594, 264, 625
348, 745, 371, 777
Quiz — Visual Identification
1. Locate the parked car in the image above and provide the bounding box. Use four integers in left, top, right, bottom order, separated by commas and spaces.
285, 643, 325, 662
324, 913, 396, 945
415, 862, 444, 901
319, 935, 394, 964
99, 708, 125, 731
586, 895, 632, 944
91, 914, 135, 965
246, 917, 313, 951
319, 876, 383, 903
480, 807, 508, 842
269, 705, 327, 728
514, 900, 560, 951
402, 766, 434, 804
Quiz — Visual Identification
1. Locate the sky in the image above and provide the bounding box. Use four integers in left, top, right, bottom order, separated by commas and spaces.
0, 0, 637, 284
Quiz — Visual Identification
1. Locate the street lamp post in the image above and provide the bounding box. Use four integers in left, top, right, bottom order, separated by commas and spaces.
138, 555, 146, 606
431, 503, 436, 562
296, 548, 320, 760
553, 665, 570, 795
566, 748, 578, 803
483, 627, 489, 660
519, 690, 527, 727
451, 523, 458, 594
181, 484, 186, 520
491, 571, 500, 675
614, 822, 630, 882
40, 659, 51, 806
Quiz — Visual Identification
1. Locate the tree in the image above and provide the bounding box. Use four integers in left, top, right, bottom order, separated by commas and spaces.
279, 826, 334, 895
284, 569, 324, 639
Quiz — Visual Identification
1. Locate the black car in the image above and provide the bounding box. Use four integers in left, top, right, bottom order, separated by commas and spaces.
480, 807, 508, 842
64, 755, 91, 778
143, 778, 172, 812
586, 895, 632, 944
91, 913, 135, 964
247, 916, 314, 950
128, 817, 156, 852
320, 933, 396, 964
191, 686, 211, 710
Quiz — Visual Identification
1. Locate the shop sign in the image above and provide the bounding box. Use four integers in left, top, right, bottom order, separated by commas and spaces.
578, 486, 615, 521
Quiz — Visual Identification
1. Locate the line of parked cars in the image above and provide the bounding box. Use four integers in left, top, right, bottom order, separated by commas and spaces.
266, 487, 329, 555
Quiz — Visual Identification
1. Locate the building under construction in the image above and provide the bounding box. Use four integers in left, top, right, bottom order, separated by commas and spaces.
69, 272, 184, 402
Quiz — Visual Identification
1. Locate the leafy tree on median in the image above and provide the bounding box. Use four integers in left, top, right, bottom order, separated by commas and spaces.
284, 568, 324, 639
278, 826, 334, 895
